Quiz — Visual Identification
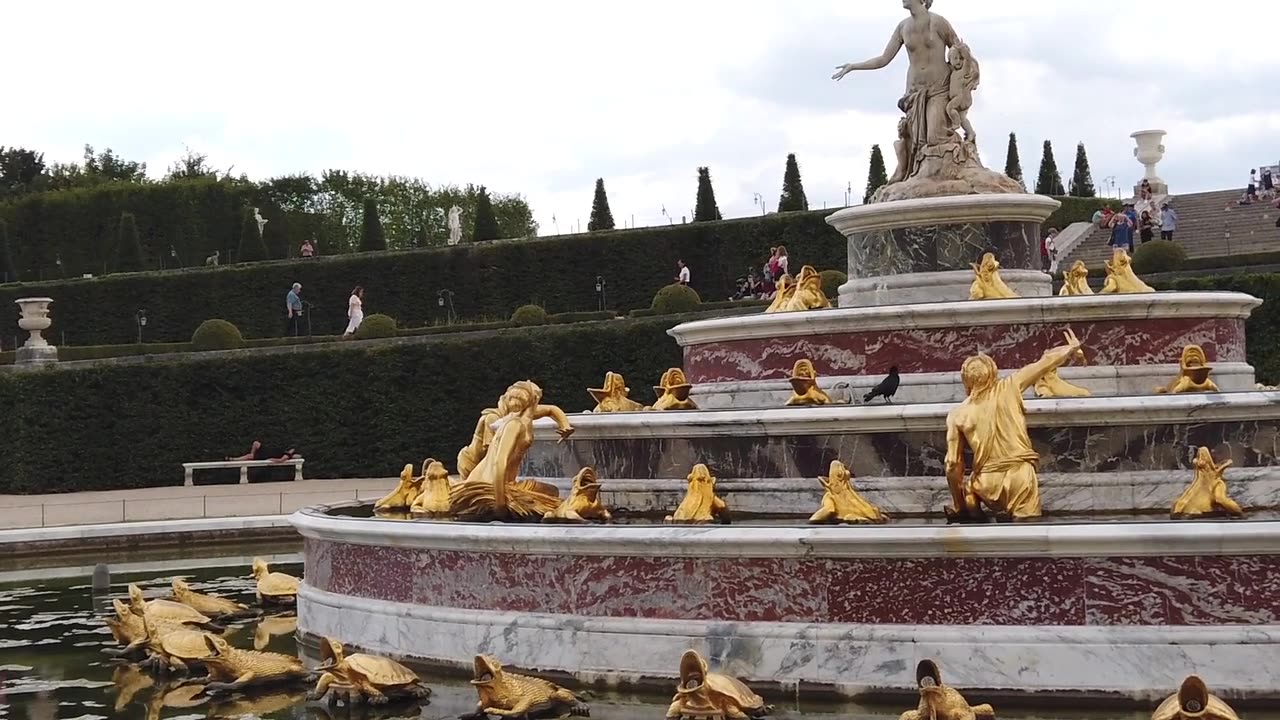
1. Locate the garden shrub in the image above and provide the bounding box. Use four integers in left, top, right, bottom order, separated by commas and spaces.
190, 319, 244, 351
1132, 240, 1188, 274
819, 269, 847, 298
651, 284, 701, 314
511, 304, 548, 326
355, 313, 397, 340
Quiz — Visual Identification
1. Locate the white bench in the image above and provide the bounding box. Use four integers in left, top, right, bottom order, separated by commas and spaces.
182, 458, 305, 486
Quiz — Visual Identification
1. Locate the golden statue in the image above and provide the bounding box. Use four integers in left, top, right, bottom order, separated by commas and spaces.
170, 578, 254, 621
1100, 247, 1154, 294
410, 458, 453, 515
944, 330, 1085, 522
809, 460, 887, 524
652, 368, 698, 411
458, 393, 508, 482
785, 359, 832, 406
665, 464, 729, 524
1156, 345, 1219, 394
665, 650, 770, 720
462, 655, 590, 720
588, 371, 645, 412
198, 634, 310, 694
251, 558, 300, 606
773, 265, 831, 312
765, 274, 795, 313
544, 467, 612, 523
1171, 447, 1245, 519
374, 463, 423, 512
449, 380, 573, 521
1033, 368, 1091, 398
127, 583, 216, 629
309, 637, 432, 705
1152, 676, 1239, 720
900, 660, 995, 720
1058, 260, 1094, 296
968, 253, 1018, 300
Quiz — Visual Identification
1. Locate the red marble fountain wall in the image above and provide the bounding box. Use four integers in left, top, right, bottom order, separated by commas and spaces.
306, 539, 1280, 626
682, 317, 1246, 383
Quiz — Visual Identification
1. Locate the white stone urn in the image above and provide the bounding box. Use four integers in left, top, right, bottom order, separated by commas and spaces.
1131, 129, 1167, 184
16, 297, 54, 348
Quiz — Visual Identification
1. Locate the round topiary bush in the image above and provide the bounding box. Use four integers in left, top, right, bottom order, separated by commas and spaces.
355, 313, 398, 340
1132, 240, 1188, 275
651, 284, 702, 315
819, 269, 848, 299
511, 304, 548, 326
191, 319, 244, 351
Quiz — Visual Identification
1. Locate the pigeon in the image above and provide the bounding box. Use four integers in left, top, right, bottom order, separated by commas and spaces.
863, 366, 901, 404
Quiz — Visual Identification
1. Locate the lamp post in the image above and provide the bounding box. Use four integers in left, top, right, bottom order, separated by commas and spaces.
437, 289, 457, 324
135, 309, 148, 344
753, 193, 765, 216
595, 275, 607, 312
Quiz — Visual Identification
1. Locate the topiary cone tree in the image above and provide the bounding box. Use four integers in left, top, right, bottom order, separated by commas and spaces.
777, 153, 809, 212
1069, 142, 1097, 198
116, 211, 146, 272
588, 178, 615, 231
864, 145, 889, 203
693, 167, 721, 222
1004, 132, 1024, 187
473, 186, 501, 241
360, 197, 387, 252
0, 217, 16, 283
237, 206, 269, 262
1035, 140, 1065, 196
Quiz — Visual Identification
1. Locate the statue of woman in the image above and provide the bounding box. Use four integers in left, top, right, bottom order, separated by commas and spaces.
447, 206, 463, 245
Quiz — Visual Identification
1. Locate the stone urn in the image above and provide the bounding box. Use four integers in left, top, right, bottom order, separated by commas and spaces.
1131, 129, 1167, 192
15, 297, 58, 364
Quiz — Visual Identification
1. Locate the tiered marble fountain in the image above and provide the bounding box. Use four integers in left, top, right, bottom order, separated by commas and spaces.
292, 3, 1280, 706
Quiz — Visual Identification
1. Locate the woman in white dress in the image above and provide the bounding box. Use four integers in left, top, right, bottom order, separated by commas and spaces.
344, 286, 365, 338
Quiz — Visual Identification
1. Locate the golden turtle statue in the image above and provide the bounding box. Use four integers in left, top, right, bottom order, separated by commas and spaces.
968, 253, 1018, 300
463, 654, 589, 719
171, 578, 255, 620
308, 637, 432, 705
375, 464, 424, 512
105, 598, 184, 660
808, 460, 887, 524
127, 613, 215, 676
1152, 675, 1239, 720
665, 464, 729, 524
665, 649, 770, 720
127, 584, 219, 630
544, 467, 612, 524
410, 458, 453, 515
652, 368, 698, 411
900, 660, 994, 720
198, 634, 310, 694
251, 558, 301, 606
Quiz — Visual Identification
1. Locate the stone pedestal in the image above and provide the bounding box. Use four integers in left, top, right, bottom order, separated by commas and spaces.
15, 297, 58, 365
825, 194, 1061, 307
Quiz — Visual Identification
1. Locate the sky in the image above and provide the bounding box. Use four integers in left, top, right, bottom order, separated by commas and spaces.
6, 0, 1280, 235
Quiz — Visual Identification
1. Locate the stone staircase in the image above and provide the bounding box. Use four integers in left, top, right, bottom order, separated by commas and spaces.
1062, 189, 1280, 267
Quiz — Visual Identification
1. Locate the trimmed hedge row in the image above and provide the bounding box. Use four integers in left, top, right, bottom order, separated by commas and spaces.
1156, 273, 1280, 384
0, 197, 1110, 347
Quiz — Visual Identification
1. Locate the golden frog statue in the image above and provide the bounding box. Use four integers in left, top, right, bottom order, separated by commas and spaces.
463, 654, 589, 719
776, 265, 831, 313
1171, 447, 1245, 519
1100, 247, 1154, 294
170, 578, 254, 620
1152, 675, 1239, 720
198, 634, 310, 694
1156, 345, 1219, 394
665, 464, 728, 524
653, 368, 698, 411
410, 458, 454, 515
251, 558, 300, 606
809, 460, 887, 524
785, 359, 832, 406
309, 637, 432, 705
900, 660, 994, 720
665, 649, 770, 720
450, 380, 573, 521
765, 274, 796, 313
1033, 367, 1091, 398
375, 463, 424, 512
1058, 260, 1094, 296
588, 371, 645, 412
968, 253, 1018, 300
127, 583, 218, 630
544, 467, 612, 523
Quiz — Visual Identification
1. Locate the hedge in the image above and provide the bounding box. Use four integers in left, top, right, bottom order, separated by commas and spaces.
0, 197, 1110, 347
1157, 273, 1280, 384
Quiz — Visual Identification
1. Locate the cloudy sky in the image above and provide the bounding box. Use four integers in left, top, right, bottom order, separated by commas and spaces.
6, 1, 1278, 234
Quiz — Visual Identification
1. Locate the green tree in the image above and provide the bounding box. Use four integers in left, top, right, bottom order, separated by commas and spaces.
82, 144, 148, 184
360, 197, 387, 251
0, 146, 47, 198
694, 167, 721, 222
0, 217, 15, 283
166, 147, 218, 181
588, 178, 615, 231
1004, 133, 1024, 186
778, 153, 809, 212
237, 207, 269, 262
116, 212, 146, 272
864, 145, 888, 203
1069, 142, 1097, 198
473, 186, 502, 241
1035, 140, 1065, 196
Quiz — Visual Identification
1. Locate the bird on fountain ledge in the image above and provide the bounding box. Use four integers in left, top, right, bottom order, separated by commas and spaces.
864, 366, 901, 404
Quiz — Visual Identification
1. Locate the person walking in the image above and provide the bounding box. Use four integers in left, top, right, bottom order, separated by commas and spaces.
1138, 210, 1156, 245
675, 259, 691, 286
1160, 203, 1178, 241
1042, 228, 1059, 273
300, 239, 316, 258
285, 283, 304, 337
344, 286, 365, 338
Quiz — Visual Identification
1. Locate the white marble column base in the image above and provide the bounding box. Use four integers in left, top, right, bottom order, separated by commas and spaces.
838, 269, 1051, 308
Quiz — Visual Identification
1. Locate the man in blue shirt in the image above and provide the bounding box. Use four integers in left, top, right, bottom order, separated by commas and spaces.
286, 283, 303, 336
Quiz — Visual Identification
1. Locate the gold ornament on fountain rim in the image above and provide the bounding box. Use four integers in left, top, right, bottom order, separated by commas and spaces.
766, 265, 830, 313
665, 649, 771, 720
900, 660, 995, 720
809, 460, 887, 524
765, 274, 796, 313
968, 253, 1018, 300
1058, 260, 1094, 296
374, 463, 424, 512
1156, 345, 1219, 394
588, 371, 645, 413
1171, 447, 1245, 520
409, 458, 453, 515
1100, 247, 1154, 294
463, 654, 589, 720
652, 368, 698, 411
544, 467, 612, 523
1152, 675, 1240, 720
786, 359, 832, 406
665, 464, 729, 524
944, 330, 1086, 522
